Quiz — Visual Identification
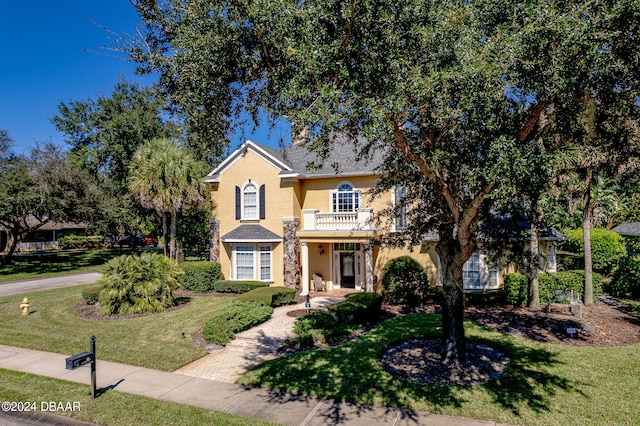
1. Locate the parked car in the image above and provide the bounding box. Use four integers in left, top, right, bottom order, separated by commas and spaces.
116, 236, 134, 248
144, 236, 159, 247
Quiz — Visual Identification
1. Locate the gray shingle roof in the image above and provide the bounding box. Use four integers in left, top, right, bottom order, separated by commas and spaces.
221, 225, 282, 242
252, 134, 386, 177
612, 222, 640, 236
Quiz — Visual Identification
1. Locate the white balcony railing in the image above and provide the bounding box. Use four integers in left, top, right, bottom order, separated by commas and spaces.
302, 208, 374, 231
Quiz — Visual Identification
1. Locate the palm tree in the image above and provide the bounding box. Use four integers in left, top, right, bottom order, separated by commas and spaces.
128, 138, 208, 259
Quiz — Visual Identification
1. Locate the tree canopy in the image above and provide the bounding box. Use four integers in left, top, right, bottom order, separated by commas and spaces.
0, 136, 101, 262
128, 0, 640, 364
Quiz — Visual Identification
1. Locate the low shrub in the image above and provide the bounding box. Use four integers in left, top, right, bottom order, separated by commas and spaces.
608, 256, 640, 300
381, 256, 431, 306
539, 270, 603, 303
503, 273, 528, 306
98, 253, 183, 316
210, 280, 268, 294
465, 289, 506, 306
81, 285, 102, 305
290, 311, 353, 348
502, 270, 603, 305
327, 292, 383, 324
236, 287, 296, 307
202, 301, 273, 345
179, 261, 222, 293
58, 235, 104, 249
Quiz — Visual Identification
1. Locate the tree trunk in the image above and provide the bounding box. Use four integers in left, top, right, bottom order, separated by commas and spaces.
527, 201, 541, 310
0, 231, 19, 263
169, 210, 177, 261
583, 168, 594, 305
162, 213, 169, 257
436, 235, 468, 365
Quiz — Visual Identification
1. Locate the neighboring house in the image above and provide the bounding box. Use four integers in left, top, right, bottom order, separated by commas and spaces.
205, 138, 564, 295
0, 220, 88, 252
612, 221, 640, 256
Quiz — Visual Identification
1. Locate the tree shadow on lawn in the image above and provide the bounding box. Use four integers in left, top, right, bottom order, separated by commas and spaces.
240, 313, 581, 421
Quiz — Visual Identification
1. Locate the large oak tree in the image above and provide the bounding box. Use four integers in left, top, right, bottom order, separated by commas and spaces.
128, 0, 640, 364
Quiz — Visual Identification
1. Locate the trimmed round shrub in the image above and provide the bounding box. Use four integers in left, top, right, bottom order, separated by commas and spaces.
608, 256, 640, 300
236, 286, 296, 307
327, 292, 383, 324
202, 301, 273, 345
563, 228, 627, 276
179, 261, 222, 293
381, 256, 430, 306
98, 253, 183, 316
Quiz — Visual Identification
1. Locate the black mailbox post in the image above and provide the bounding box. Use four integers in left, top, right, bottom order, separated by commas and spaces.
65, 336, 97, 399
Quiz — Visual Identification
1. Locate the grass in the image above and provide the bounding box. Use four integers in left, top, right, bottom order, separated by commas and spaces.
0, 285, 234, 371
238, 313, 640, 425
0, 249, 132, 283
0, 369, 279, 426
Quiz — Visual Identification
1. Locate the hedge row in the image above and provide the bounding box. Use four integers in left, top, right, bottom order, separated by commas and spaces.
290, 311, 353, 348
210, 280, 269, 293
503, 270, 603, 306
179, 261, 222, 293
608, 256, 640, 300
202, 301, 273, 345
236, 287, 296, 307
327, 292, 383, 324
58, 235, 104, 249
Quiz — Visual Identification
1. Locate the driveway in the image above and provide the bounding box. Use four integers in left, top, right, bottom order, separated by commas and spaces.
0, 272, 102, 297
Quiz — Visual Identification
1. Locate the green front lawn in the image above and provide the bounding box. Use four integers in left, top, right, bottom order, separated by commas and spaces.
0, 285, 233, 371
0, 249, 131, 283
239, 313, 640, 425
0, 369, 279, 426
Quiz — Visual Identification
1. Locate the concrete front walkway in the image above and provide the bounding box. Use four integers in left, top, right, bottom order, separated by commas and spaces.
175, 296, 345, 382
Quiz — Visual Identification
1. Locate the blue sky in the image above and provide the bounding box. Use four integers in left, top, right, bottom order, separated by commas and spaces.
0, 1, 286, 155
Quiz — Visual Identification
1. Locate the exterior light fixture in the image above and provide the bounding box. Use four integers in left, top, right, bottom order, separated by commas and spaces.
318, 245, 325, 255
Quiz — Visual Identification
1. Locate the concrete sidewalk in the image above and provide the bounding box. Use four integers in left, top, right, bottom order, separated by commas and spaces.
0, 273, 102, 297
0, 344, 503, 426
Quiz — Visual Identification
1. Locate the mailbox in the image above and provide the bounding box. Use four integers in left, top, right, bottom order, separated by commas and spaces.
65, 351, 94, 370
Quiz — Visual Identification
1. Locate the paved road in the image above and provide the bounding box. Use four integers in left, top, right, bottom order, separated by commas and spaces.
0, 273, 101, 297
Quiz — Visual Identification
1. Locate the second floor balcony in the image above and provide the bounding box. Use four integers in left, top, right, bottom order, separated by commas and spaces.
302, 208, 374, 231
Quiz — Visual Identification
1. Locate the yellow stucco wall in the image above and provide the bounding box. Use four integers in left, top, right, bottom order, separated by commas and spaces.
211, 149, 297, 284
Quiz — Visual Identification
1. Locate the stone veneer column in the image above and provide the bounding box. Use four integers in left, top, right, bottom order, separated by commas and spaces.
282, 218, 300, 290
209, 218, 220, 262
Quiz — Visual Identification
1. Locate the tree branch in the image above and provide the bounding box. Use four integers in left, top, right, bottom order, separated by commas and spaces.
517, 102, 551, 143
390, 119, 461, 223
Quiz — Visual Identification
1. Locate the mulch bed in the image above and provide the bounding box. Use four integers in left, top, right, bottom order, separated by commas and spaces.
379, 296, 640, 386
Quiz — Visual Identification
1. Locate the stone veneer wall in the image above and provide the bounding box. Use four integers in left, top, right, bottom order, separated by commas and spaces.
209, 218, 220, 262
283, 218, 300, 289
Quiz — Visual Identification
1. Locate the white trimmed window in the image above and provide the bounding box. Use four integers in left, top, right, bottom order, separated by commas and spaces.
259, 246, 272, 281
235, 246, 255, 279
332, 183, 360, 213
463, 252, 499, 290
233, 244, 272, 281
243, 183, 258, 219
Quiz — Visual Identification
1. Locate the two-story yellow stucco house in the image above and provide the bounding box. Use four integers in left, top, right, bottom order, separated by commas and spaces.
205, 138, 563, 295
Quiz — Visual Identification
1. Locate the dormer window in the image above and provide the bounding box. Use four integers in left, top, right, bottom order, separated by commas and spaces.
332, 183, 360, 213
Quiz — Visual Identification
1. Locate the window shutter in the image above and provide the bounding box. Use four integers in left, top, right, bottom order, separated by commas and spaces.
259, 184, 266, 219
235, 186, 241, 220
